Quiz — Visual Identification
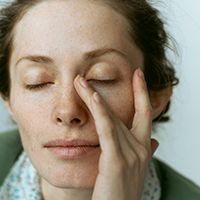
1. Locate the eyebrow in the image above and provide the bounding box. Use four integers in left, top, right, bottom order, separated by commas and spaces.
84, 48, 127, 61
15, 48, 128, 67
15, 55, 54, 67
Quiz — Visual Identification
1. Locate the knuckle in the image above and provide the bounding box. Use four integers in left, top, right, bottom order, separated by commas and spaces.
143, 106, 153, 118
138, 145, 150, 162
114, 159, 127, 175
104, 123, 116, 138
129, 153, 139, 168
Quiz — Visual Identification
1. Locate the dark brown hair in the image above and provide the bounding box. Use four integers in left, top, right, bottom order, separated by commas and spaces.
0, 0, 178, 122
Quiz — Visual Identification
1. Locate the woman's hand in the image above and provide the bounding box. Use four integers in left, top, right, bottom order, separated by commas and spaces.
74, 69, 159, 200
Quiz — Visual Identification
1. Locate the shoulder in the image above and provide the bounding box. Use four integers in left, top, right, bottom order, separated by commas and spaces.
153, 158, 200, 200
0, 130, 23, 186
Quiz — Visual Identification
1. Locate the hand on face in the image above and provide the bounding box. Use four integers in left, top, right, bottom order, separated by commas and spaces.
74, 68, 159, 200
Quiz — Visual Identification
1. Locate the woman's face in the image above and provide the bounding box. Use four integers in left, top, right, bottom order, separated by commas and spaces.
8, 0, 144, 188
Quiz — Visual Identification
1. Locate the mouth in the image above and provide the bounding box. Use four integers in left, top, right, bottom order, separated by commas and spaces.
44, 139, 100, 159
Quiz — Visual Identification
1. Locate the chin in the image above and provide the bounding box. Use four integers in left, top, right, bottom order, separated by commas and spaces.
44, 166, 99, 189
28, 146, 101, 189
37, 153, 100, 189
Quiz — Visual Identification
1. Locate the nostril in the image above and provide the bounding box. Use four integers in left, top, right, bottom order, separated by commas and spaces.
56, 117, 62, 123
55, 117, 82, 125
71, 118, 81, 124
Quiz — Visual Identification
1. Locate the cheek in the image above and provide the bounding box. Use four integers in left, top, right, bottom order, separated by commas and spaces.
114, 93, 134, 129
101, 84, 135, 129
9, 90, 51, 144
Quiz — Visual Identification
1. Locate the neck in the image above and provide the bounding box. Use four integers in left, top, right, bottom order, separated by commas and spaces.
41, 178, 93, 200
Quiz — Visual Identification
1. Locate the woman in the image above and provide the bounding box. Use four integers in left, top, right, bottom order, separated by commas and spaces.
0, 0, 178, 199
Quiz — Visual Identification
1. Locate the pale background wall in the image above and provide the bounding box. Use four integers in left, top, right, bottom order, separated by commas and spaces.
0, 0, 200, 186
152, 0, 200, 187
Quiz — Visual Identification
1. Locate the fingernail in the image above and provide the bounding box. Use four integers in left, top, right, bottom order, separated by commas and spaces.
79, 76, 88, 88
137, 69, 144, 80
93, 92, 101, 103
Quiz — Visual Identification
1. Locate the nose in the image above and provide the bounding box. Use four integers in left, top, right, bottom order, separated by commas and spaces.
52, 88, 89, 127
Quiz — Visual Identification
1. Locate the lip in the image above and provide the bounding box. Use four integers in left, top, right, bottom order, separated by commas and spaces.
44, 139, 100, 159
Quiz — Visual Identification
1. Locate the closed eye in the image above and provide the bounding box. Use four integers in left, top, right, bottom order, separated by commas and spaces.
25, 82, 53, 90
88, 79, 116, 85
25, 79, 116, 90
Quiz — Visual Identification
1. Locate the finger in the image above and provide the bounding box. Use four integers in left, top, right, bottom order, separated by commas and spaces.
131, 69, 153, 146
74, 75, 95, 110
74, 74, 149, 164
74, 75, 121, 157
115, 120, 144, 164
118, 120, 152, 164
92, 92, 143, 165
91, 92, 145, 165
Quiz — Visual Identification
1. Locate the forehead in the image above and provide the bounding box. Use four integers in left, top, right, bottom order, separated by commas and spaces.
11, 0, 142, 65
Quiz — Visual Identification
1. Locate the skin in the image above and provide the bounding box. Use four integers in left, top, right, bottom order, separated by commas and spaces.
5, 0, 170, 199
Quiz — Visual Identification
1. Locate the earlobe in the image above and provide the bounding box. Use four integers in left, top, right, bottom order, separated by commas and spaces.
150, 86, 172, 120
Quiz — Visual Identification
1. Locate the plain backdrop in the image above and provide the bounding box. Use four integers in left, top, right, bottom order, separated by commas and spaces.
0, 0, 200, 186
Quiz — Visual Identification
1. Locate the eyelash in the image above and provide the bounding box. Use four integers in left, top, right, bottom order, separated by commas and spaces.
25, 80, 116, 90
25, 82, 53, 90
89, 79, 116, 85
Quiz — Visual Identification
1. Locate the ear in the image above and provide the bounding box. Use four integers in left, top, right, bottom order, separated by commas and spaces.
149, 86, 172, 120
